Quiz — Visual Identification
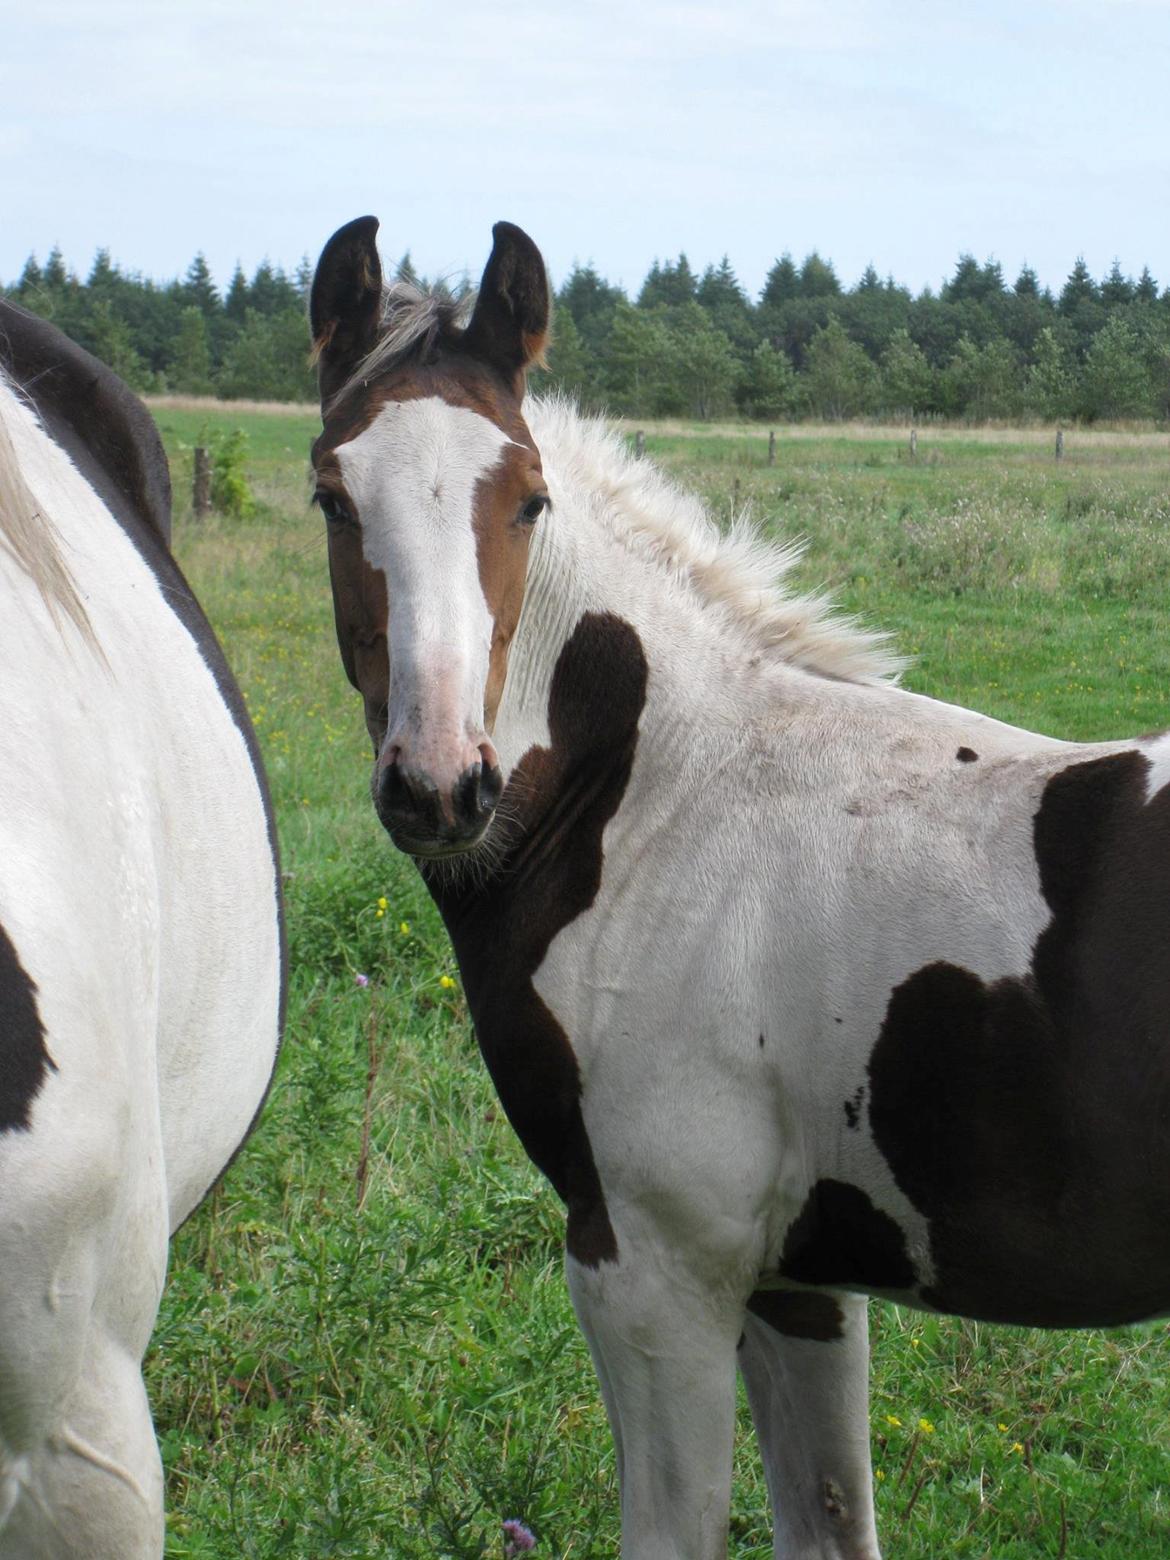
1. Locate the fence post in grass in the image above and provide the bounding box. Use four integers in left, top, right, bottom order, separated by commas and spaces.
193, 447, 212, 519
909, 427, 918, 461
1055, 428, 1064, 461
634, 429, 645, 460
767, 429, 776, 466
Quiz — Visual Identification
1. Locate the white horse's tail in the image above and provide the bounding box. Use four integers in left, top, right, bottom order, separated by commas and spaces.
0, 383, 95, 644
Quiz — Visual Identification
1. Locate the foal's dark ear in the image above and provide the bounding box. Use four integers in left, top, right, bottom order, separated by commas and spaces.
461, 222, 551, 387
310, 216, 383, 404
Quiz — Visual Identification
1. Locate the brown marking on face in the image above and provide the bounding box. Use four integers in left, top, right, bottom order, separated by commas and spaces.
472, 444, 546, 730
425, 613, 649, 1267
746, 1288, 845, 1342
868, 747, 1170, 1327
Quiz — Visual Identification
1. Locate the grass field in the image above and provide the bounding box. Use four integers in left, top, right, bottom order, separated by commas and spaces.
145, 401, 1170, 1558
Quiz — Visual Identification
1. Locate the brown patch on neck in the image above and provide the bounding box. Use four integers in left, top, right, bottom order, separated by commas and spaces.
425, 612, 648, 1266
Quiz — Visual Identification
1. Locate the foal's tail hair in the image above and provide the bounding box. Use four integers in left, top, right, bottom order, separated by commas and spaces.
0, 385, 96, 647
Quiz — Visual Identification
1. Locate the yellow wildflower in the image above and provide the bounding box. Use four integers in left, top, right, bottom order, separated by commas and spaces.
875, 1469, 886, 1482
919, 1418, 935, 1435
439, 975, 456, 990
377, 897, 388, 910
375, 909, 385, 919
399, 921, 410, 935
884, 1414, 902, 1428
1011, 1441, 1024, 1455
997, 1423, 1009, 1433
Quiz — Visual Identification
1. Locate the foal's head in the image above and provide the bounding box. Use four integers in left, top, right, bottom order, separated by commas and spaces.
310, 217, 551, 858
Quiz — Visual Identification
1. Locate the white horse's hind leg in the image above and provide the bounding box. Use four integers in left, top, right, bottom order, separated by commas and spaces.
738, 1292, 880, 1560
567, 1251, 742, 1560
0, 1333, 163, 1559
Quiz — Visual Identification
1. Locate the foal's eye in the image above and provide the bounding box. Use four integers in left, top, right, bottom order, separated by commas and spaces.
519, 493, 550, 526
315, 491, 350, 527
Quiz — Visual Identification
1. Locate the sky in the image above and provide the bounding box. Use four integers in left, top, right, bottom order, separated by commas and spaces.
3, 0, 1170, 303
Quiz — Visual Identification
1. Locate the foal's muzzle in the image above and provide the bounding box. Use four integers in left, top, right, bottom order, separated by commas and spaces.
374, 749, 503, 857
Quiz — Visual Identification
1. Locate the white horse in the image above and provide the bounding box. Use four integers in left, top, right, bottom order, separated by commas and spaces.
309, 217, 1170, 1559
0, 301, 284, 1558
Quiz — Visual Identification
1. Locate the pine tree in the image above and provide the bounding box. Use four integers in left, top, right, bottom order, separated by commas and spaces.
1059, 258, 1098, 315
798, 252, 840, 298
1135, 267, 1159, 304
803, 319, 874, 418
43, 246, 69, 290
1100, 260, 1134, 308
879, 330, 933, 417
170, 306, 214, 393
183, 254, 219, 315
696, 257, 755, 355
1026, 327, 1077, 421
760, 255, 799, 310
16, 256, 43, 295
737, 341, 798, 420
225, 265, 250, 322
88, 249, 119, 293
1080, 317, 1153, 420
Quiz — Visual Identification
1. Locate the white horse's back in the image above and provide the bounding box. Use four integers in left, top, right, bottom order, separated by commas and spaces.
0, 306, 282, 1557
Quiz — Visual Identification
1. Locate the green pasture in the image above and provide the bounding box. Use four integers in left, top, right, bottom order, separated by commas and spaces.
147, 400, 1170, 1558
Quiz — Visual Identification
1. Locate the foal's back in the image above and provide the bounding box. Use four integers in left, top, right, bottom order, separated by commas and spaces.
0, 303, 282, 1557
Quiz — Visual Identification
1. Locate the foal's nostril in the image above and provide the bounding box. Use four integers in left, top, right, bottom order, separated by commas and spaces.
454, 758, 503, 829
479, 761, 503, 813
377, 757, 410, 815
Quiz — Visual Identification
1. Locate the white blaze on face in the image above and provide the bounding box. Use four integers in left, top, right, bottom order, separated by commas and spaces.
336, 396, 515, 781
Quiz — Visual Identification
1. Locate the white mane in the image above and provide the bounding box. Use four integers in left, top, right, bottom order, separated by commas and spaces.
0, 375, 93, 642
527, 396, 904, 686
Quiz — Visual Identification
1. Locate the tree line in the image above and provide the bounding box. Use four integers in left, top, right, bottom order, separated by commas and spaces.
5, 243, 1170, 423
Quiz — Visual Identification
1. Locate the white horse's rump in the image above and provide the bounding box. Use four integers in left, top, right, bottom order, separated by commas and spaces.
0, 304, 282, 1558
309, 219, 1169, 1559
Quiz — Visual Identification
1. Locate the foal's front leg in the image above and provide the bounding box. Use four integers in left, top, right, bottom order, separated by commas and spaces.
738, 1291, 880, 1559
567, 1248, 743, 1560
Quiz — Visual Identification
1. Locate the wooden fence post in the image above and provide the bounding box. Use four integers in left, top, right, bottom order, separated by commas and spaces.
634, 430, 645, 460
193, 447, 212, 519
909, 427, 918, 461
767, 430, 776, 466
1055, 428, 1064, 461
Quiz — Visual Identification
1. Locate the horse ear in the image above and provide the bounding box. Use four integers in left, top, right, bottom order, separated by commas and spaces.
461, 222, 551, 385
310, 216, 383, 403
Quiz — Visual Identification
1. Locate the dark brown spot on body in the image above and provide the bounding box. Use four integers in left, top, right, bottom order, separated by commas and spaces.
746, 1288, 845, 1341
843, 1086, 865, 1129
426, 614, 647, 1267
779, 1179, 916, 1292
956, 746, 978, 763
0, 922, 55, 1133
868, 748, 1170, 1326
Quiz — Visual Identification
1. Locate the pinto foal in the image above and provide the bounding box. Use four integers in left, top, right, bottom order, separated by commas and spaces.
309, 217, 1170, 1559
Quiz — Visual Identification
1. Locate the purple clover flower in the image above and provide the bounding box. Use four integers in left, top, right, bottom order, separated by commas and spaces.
354, 972, 370, 988
503, 1517, 536, 1555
